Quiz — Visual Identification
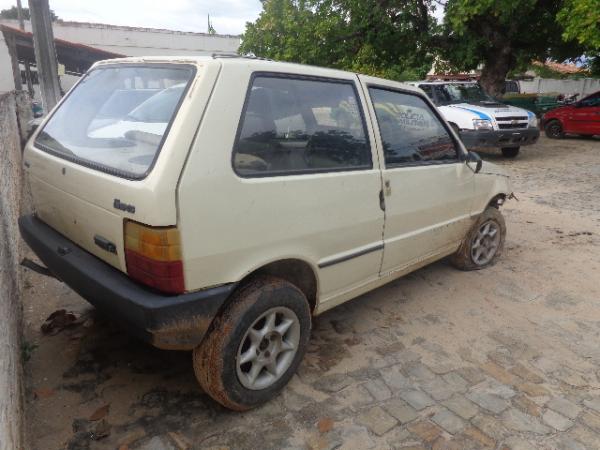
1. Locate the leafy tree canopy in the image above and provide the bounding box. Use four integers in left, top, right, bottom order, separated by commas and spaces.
441, 0, 595, 95
240, 0, 439, 81
0, 6, 59, 21
557, 0, 600, 50
242, 0, 600, 96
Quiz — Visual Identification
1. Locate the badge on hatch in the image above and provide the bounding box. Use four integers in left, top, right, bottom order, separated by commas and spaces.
113, 199, 136, 214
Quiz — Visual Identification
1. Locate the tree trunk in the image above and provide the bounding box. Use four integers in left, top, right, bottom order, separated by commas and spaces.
479, 45, 515, 98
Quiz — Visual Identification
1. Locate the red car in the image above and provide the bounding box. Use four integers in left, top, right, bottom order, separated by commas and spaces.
542, 91, 600, 138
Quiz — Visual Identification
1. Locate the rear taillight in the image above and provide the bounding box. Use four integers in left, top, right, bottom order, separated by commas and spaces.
124, 221, 185, 294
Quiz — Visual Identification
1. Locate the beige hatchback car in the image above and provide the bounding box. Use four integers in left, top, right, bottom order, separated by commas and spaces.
20, 56, 511, 410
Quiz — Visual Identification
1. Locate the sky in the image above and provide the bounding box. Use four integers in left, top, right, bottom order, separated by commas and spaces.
0, 1, 446, 36
0, 0, 263, 35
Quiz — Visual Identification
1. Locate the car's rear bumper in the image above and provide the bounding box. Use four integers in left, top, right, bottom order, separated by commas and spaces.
19, 214, 236, 350
459, 127, 540, 148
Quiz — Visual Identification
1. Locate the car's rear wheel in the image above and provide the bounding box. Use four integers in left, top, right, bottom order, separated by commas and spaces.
501, 147, 520, 158
193, 275, 311, 411
451, 207, 506, 271
544, 120, 564, 139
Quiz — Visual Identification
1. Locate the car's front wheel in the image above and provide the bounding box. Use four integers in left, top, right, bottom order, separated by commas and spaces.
452, 206, 506, 270
501, 147, 520, 158
193, 275, 311, 411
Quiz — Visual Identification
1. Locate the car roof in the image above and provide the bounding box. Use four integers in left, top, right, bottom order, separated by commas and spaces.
91, 54, 422, 94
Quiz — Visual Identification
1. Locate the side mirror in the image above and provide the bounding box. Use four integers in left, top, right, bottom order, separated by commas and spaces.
467, 151, 483, 173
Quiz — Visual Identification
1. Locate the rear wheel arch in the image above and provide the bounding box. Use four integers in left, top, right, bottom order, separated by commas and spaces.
193, 274, 312, 410
251, 259, 318, 312
229, 259, 318, 314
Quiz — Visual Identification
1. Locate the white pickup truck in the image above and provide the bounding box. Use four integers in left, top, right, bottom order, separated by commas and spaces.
412, 81, 540, 158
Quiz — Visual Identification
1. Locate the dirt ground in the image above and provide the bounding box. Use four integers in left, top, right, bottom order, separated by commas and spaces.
22, 135, 600, 450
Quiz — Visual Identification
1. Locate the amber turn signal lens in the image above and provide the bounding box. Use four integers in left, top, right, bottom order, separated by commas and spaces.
124, 220, 184, 294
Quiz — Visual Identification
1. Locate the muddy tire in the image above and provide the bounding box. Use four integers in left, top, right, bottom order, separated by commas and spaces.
501, 147, 520, 158
451, 207, 506, 271
193, 275, 311, 411
544, 120, 564, 139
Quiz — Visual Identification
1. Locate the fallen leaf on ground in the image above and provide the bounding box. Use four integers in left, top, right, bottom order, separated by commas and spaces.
33, 387, 55, 399
318, 417, 334, 433
89, 404, 110, 421
41, 309, 84, 335
90, 419, 110, 440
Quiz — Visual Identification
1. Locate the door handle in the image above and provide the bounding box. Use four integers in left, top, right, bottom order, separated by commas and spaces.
379, 190, 386, 211
384, 180, 392, 196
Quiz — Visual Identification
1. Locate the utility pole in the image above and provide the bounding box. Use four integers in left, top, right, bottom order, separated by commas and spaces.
29, 0, 61, 112
16, 0, 34, 97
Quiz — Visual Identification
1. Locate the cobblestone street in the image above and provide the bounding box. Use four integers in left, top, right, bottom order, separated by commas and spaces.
23, 136, 600, 450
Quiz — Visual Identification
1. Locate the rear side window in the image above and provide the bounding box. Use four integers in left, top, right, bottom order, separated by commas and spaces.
369, 88, 458, 167
233, 75, 371, 177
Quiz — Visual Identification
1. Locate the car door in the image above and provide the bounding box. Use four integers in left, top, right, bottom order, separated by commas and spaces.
179, 66, 385, 305
359, 75, 476, 275
569, 92, 600, 135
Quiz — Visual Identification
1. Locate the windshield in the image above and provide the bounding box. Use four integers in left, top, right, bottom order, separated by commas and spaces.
427, 84, 495, 106
35, 65, 195, 178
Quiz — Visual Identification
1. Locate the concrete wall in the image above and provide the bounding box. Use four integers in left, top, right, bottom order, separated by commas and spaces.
519, 77, 600, 97
0, 36, 15, 94
0, 19, 241, 93
0, 91, 30, 450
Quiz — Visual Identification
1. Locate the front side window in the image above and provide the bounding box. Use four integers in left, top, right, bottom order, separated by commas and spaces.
369, 88, 458, 166
35, 65, 195, 178
233, 76, 371, 176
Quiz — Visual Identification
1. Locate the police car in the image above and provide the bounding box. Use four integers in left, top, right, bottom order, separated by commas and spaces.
411, 81, 539, 158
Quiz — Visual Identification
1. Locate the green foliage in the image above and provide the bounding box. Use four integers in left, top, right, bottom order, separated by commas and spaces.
208, 14, 216, 35
557, 0, 600, 50
440, 0, 598, 94
240, 0, 435, 81
21, 340, 38, 363
241, 0, 599, 94
0, 5, 29, 19
0, 5, 59, 21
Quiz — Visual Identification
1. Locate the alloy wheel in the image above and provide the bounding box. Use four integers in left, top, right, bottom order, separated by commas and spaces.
236, 306, 301, 390
470, 220, 501, 266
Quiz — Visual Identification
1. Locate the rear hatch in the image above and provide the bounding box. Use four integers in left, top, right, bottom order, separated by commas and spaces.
24, 61, 207, 273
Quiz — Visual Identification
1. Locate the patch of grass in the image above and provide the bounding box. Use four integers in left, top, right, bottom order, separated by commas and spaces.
21, 341, 38, 363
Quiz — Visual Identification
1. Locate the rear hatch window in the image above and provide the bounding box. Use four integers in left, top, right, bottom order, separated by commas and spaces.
35, 64, 195, 179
